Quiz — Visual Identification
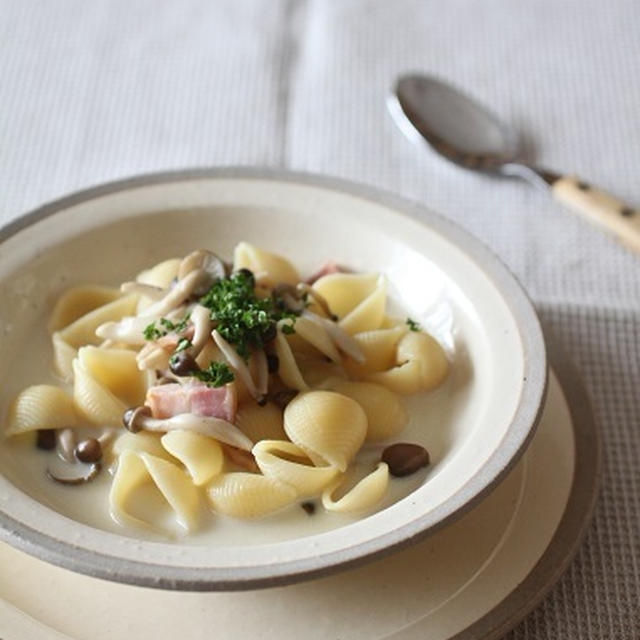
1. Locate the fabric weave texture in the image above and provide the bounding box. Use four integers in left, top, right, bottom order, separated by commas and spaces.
1, 1, 638, 637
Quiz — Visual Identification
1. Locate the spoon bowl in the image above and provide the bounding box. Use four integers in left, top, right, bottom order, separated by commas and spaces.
389, 74, 520, 172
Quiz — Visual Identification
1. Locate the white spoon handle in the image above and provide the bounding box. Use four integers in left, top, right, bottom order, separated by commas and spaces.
551, 175, 640, 253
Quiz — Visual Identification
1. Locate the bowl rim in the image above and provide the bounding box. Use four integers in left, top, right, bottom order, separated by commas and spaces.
0, 167, 547, 590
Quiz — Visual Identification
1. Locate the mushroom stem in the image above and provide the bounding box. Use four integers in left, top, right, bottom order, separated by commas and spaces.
136, 342, 171, 371
125, 410, 253, 451
301, 310, 365, 363
97, 428, 117, 448
254, 348, 269, 397
212, 330, 261, 402
97, 305, 188, 346
97, 316, 156, 345
143, 269, 204, 317
187, 304, 212, 359
56, 428, 76, 463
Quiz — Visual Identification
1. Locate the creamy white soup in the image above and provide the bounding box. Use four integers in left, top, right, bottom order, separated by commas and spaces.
1, 243, 458, 544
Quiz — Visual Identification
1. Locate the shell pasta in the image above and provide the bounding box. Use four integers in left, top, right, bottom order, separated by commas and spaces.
4, 243, 451, 536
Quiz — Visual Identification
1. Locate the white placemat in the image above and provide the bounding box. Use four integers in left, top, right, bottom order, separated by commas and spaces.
0, 1, 638, 637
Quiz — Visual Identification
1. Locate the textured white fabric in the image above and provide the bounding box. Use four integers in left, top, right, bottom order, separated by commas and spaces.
0, 1, 638, 637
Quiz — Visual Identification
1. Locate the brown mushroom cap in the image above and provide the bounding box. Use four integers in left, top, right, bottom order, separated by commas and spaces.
75, 438, 103, 463
122, 405, 152, 433
178, 250, 226, 295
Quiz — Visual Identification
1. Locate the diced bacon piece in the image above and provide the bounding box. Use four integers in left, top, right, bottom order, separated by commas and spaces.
306, 260, 349, 285
146, 381, 237, 422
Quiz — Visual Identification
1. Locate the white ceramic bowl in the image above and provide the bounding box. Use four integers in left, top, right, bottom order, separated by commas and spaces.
0, 169, 546, 590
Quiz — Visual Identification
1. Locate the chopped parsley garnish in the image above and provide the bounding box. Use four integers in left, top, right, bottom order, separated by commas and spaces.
281, 321, 295, 335
406, 317, 422, 332
193, 361, 235, 387
168, 339, 193, 369
143, 314, 191, 341
199, 270, 298, 359
175, 338, 192, 352
143, 322, 163, 340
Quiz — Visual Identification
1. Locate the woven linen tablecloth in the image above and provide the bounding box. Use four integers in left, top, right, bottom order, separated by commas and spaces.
1, 1, 638, 637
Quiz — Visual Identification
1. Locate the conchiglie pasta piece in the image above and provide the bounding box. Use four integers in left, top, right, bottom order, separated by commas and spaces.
380, 316, 407, 329
110, 450, 200, 532
339, 275, 387, 335
366, 359, 423, 395
368, 331, 449, 394
312, 273, 379, 318
274, 330, 308, 391
253, 440, 339, 498
283, 332, 325, 359
73, 359, 127, 426
297, 358, 347, 389
58, 294, 139, 349
78, 346, 148, 407
52, 331, 78, 381
136, 258, 181, 288
140, 453, 200, 531
161, 430, 224, 486
5, 385, 77, 436
284, 391, 367, 471
233, 242, 299, 287
109, 450, 149, 529
207, 472, 297, 518
397, 331, 449, 390
235, 402, 286, 442
48, 286, 121, 333
328, 381, 408, 442
112, 431, 173, 461
322, 463, 389, 513
345, 325, 407, 377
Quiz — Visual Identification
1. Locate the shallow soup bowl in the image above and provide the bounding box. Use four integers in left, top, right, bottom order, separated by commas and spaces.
0, 169, 547, 590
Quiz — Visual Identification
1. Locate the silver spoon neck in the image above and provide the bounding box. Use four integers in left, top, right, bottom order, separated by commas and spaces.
499, 163, 560, 191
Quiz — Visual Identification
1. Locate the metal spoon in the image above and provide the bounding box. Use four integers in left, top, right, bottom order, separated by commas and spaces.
389, 73, 640, 253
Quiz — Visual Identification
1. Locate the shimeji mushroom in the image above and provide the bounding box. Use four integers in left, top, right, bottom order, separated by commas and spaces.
300, 310, 365, 363
185, 304, 212, 359
47, 456, 101, 485
122, 406, 253, 451
56, 428, 76, 463
143, 269, 204, 318
177, 250, 227, 295
212, 329, 264, 404
96, 305, 188, 346
47, 428, 115, 485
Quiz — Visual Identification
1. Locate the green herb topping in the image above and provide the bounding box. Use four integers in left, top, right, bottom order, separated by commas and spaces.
280, 321, 296, 335
193, 361, 235, 387
175, 338, 192, 353
199, 270, 298, 359
406, 317, 422, 332
143, 314, 191, 341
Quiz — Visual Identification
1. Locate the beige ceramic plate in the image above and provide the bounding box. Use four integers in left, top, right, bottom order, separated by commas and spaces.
0, 169, 547, 589
0, 345, 600, 639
